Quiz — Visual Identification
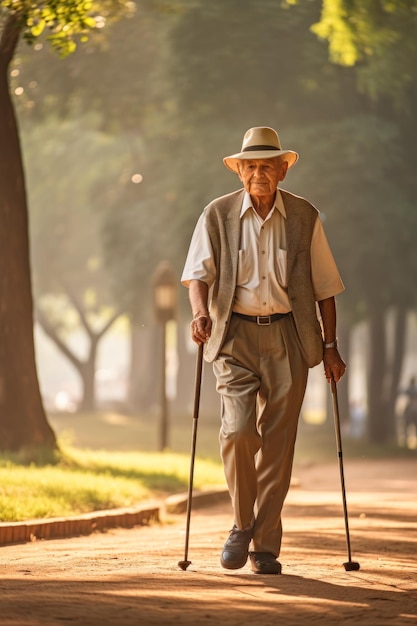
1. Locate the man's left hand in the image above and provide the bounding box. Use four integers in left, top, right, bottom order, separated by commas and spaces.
323, 349, 346, 383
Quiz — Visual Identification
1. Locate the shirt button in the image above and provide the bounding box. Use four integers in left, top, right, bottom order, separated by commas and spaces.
262, 276, 266, 280
261, 250, 266, 254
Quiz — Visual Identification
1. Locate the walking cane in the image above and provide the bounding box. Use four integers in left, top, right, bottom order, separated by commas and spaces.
178, 343, 204, 571
330, 378, 361, 571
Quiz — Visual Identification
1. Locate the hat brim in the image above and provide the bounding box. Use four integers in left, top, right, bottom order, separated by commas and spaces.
223, 150, 299, 173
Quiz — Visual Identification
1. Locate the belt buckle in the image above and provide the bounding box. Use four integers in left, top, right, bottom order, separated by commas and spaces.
257, 315, 271, 326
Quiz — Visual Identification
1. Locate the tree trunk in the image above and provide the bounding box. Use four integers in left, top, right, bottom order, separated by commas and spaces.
0, 15, 56, 452
127, 321, 161, 413
78, 338, 98, 412
387, 305, 407, 440
36, 306, 122, 413
367, 304, 407, 444
367, 304, 389, 443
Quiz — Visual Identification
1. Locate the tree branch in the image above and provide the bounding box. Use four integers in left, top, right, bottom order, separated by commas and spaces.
96, 310, 124, 340
59, 279, 124, 341
60, 281, 94, 338
35, 307, 84, 372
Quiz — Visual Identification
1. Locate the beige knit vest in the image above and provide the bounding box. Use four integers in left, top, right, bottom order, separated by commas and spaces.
203, 188, 324, 368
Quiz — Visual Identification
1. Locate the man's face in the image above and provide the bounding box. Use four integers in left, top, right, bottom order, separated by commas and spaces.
237, 157, 288, 198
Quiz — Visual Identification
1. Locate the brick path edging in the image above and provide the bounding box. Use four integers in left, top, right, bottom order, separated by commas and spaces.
0, 504, 160, 546
0, 489, 231, 547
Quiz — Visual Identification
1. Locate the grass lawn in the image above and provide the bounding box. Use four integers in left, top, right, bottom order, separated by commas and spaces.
0, 444, 226, 523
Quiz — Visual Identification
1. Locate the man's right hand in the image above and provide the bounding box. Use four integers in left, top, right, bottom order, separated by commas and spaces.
191, 315, 212, 345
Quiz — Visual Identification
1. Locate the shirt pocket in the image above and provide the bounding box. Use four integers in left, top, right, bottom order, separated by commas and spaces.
275, 248, 287, 287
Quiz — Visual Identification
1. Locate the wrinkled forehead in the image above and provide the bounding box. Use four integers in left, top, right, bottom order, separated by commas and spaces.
238, 156, 284, 170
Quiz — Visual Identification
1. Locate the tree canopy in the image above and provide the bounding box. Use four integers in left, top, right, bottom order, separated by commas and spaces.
0, 0, 134, 55
312, 0, 417, 107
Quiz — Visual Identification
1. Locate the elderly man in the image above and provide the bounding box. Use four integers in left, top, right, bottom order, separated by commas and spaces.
181, 126, 346, 574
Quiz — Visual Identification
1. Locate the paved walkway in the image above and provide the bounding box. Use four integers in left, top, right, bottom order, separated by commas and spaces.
0, 458, 416, 625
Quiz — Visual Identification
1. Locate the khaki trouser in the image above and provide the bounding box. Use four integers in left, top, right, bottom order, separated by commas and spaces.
213, 313, 309, 556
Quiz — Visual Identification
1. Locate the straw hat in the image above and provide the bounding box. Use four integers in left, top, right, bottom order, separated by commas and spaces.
223, 126, 299, 173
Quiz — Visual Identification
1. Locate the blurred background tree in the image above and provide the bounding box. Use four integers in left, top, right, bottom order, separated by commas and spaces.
0, 0, 133, 452
311, 0, 417, 440
25, 117, 128, 411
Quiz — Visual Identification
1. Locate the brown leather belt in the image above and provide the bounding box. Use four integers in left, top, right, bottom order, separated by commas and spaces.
232, 312, 290, 326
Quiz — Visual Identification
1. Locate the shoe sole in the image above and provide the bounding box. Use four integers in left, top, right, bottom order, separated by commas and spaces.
251, 567, 281, 574
220, 553, 249, 570
249, 554, 282, 574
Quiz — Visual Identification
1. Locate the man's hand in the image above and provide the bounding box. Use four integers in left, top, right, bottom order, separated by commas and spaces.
323, 348, 346, 383
189, 280, 211, 345
191, 314, 212, 345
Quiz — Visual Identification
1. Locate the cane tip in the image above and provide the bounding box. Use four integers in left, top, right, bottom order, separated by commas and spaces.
344, 561, 360, 571
178, 560, 191, 571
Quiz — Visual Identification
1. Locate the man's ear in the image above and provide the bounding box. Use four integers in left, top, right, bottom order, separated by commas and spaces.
279, 161, 289, 181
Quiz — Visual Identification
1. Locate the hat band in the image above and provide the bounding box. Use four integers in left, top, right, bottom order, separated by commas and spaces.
242, 145, 279, 152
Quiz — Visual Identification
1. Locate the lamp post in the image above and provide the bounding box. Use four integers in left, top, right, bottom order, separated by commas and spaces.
153, 261, 177, 451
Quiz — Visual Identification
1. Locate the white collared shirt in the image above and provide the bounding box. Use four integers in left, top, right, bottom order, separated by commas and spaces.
181, 190, 344, 315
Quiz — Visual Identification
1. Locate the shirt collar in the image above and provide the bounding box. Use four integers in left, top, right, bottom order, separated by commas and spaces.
240, 189, 287, 219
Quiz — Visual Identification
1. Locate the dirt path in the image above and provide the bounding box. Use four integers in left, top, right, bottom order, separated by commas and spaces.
0, 458, 416, 626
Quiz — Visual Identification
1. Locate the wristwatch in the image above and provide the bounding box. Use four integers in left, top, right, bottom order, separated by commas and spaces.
324, 339, 338, 349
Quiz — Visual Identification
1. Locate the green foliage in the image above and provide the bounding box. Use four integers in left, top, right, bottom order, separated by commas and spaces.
311, 0, 417, 106
0, 0, 134, 56
311, 0, 359, 66
313, 0, 417, 65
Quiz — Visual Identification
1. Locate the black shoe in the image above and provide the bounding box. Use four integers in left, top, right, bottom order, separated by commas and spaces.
220, 525, 253, 570
249, 552, 282, 575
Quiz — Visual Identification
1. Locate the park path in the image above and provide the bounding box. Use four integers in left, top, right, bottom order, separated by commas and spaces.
0, 458, 416, 626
